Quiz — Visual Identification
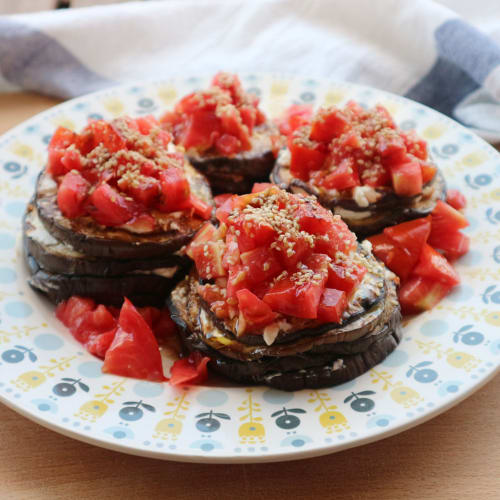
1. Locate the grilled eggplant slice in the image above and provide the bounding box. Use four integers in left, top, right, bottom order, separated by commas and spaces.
35, 163, 214, 259
169, 267, 402, 391
25, 249, 179, 308
271, 153, 446, 238
24, 203, 188, 277
187, 124, 278, 195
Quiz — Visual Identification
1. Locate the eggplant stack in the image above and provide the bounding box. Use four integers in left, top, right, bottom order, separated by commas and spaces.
169, 255, 401, 392
23, 166, 213, 307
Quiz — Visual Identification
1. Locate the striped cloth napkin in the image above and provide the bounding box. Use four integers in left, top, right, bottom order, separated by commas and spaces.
1, 0, 500, 142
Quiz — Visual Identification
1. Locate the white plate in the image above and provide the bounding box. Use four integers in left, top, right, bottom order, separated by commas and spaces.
0, 75, 498, 463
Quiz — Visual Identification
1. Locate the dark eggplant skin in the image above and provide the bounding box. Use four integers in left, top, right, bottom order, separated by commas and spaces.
187, 124, 278, 194
35, 163, 215, 259
25, 250, 180, 308
24, 203, 189, 277
271, 154, 446, 238
168, 268, 402, 391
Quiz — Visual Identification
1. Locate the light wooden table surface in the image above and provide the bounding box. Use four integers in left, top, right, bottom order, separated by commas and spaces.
0, 93, 498, 500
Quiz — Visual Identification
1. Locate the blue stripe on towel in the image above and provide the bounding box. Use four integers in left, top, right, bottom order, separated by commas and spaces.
406, 19, 500, 117
0, 18, 113, 98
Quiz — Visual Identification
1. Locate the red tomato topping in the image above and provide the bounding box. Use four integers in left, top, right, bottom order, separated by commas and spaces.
277, 104, 313, 137
236, 289, 277, 328
47, 116, 212, 228
57, 171, 90, 218
170, 351, 210, 386
214, 193, 234, 208
286, 102, 435, 197
398, 276, 454, 315
428, 229, 470, 261
251, 182, 275, 193
102, 298, 166, 382
430, 200, 469, 234
412, 244, 460, 286
187, 188, 359, 332
446, 189, 467, 210
161, 72, 266, 156
317, 288, 347, 323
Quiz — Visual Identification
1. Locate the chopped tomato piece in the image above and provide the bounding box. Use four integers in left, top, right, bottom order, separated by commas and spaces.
214, 193, 234, 208
151, 309, 179, 341
89, 182, 135, 226
90, 120, 126, 153
398, 276, 454, 315
240, 246, 282, 284
327, 262, 367, 295
191, 240, 226, 279
124, 177, 159, 208
295, 201, 333, 235
391, 160, 423, 197
158, 167, 190, 212
263, 276, 324, 319
446, 189, 467, 210
186, 222, 217, 258
428, 230, 470, 261
178, 109, 221, 151
420, 160, 437, 184
430, 200, 469, 234
215, 133, 241, 156
251, 182, 275, 193
215, 195, 237, 224
367, 232, 414, 281
277, 104, 313, 136
85, 328, 117, 359
47, 127, 77, 175
412, 244, 460, 286
289, 131, 327, 180
135, 115, 159, 135
170, 351, 210, 386
233, 216, 276, 253
57, 171, 90, 218
322, 157, 361, 190
222, 233, 241, 269
383, 216, 431, 268
61, 148, 83, 172
186, 194, 213, 219
317, 288, 347, 323
310, 107, 351, 142
102, 298, 166, 382
402, 130, 427, 160
376, 134, 407, 165
236, 289, 276, 329
226, 264, 249, 300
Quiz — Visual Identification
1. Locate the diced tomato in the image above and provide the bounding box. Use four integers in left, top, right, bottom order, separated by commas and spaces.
239, 105, 257, 132
289, 131, 327, 180
89, 182, 135, 226
170, 351, 210, 386
402, 130, 427, 160
214, 193, 233, 208
222, 233, 240, 269
226, 264, 249, 300
186, 222, 217, 259
339, 130, 363, 150
158, 167, 190, 212
430, 200, 469, 235
236, 289, 276, 329
186, 194, 213, 219
56, 296, 95, 332
398, 276, 454, 315
310, 107, 351, 142
263, 276, 324, 319
215, 195, 237, 224
377, 134, 407, 165
57, 171, 90, 218
273, 236, 311, 271
327, 262, 367, 295
241, 246, 282, 284
90, 120, 126, 153
314, 223, 357, 258
178, 109, 221, 151
294, 201, 333, 235
446, 189, 467, 211
277, 104, 313, 137
218, 105, 251, 151
428, 229, 470, 261
85, 328, 117, 359
135, 115, 159, 135
251, 182, 275, 193
383, 216, 431, 268
215, 134, 240, 156
233, 216, 276, 253
60, 148, 83, 172
322, 157, 361, 190
412, 244, 460, 286
367, 232, 414, 281
102, 298, 166, 382
191, 240, 226, 279
47, 127, 77, 175
374, 105, 396, 128
122, 175, 159, 208
152, 309, 178, 341
391, 160, 423, 197
420, 160, 437, 184
211, 72, 244, 103
317, 288, 347, 323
